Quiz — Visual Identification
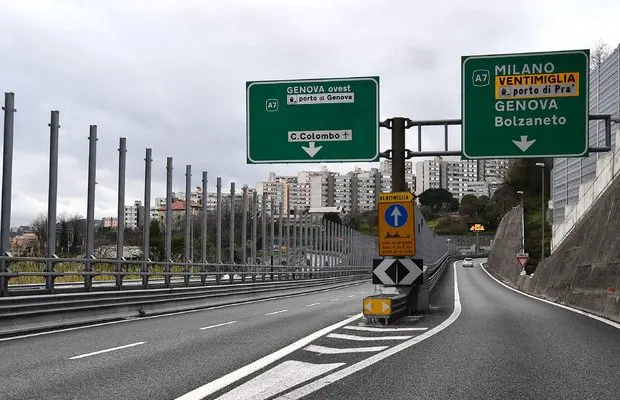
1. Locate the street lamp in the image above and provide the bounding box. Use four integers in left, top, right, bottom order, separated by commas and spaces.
535, 162, 545, 261
516, 190, 524, 253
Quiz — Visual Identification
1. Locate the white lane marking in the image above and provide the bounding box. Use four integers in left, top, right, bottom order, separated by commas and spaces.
327, 333, 411, 341
306, 303, 320, 307
174, 313, 362, 400
265, 310, 288, 316
480, 262, 620, 330
344, 326, 428, 332
275, 262, 461, 399
348, 295, 355, 298
304, 344, 388, 354
330, 299, 339, 302
0, 282, 367, 343
214, 360, 344, 400
199, 321, 238, 330
69, 342, 146, 360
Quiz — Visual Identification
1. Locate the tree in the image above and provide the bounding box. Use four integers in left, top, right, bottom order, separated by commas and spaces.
67, 213, 85, 255
591, 41, 611, 71
459, 194, 478, 218
449, 198, 459, 212
31, 214, 47, 256
418, 188, 454, 212
420, 205, 437, 221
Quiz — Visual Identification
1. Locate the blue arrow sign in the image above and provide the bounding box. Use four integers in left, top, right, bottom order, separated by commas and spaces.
384, 204, 408, 228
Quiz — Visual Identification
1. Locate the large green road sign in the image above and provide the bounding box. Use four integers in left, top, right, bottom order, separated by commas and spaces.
246, 77, 379, 164
462, 50, 589, 159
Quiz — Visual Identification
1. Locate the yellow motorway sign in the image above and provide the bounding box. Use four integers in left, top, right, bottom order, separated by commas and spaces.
363, 297, 392, 317
378, 191, 415, 257
470, 223, 486, 232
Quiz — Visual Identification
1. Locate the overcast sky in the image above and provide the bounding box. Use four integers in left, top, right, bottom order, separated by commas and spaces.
0, 0, 619, 226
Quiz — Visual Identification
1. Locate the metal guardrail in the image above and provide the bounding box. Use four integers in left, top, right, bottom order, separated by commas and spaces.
0, 254, 371, 297
0, 274, 369, 337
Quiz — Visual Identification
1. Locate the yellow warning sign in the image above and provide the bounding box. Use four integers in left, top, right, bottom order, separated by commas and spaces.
470, 223, 485, 232
495, 72, 580, 100
378, 192, 415, 257
363, 297, 392, 317
379, 192, 415, 202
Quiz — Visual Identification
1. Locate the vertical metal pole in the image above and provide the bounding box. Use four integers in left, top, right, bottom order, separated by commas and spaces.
520, 194, 525, 253
229, 182, 235, 265
285, 205, 290, 267
391, 117, 407, 192
142, 148, 152, 289
116, 137, 127, 290
261, 193, 267, 280
85, 125, 98, 291
270, 197, 275, 280
165, 157, 173, 287
278, 202, 283, 267
216, 177, 222, 264
251, 191, 258, 282
293, 207, 298, 267
0, 93, 15, 296
541, 168, 545, 261
241, 186, 248, 266
46, 110, 60, 293
184, 165, 192, 286
201, 171, 208, 285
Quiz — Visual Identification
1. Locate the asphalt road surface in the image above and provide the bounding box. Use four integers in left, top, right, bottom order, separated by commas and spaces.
2, 260, 619, 400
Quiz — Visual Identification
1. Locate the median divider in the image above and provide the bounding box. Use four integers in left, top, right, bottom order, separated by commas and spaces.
0, 275, 369, 338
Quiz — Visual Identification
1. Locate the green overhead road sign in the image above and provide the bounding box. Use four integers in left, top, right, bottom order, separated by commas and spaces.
246, 77, 379, 164
462, 50, 589, 159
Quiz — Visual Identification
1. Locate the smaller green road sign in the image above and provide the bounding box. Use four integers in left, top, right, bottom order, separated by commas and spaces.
462, 50, 589, 159
246, 77, 379, 164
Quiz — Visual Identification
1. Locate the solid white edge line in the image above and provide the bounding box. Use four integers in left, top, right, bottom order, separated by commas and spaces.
274, 262, 461, 399
200, 321, 238, 330
69, 341, 146, 360
0, 282, 367, 342
480, 262, 620, 330
329, 299, 339, 302
326, 333, 412, 341
175, 313, 364, 400
306, 303, 320, 307
303, 344, 389, 354
265, 310, 288, 316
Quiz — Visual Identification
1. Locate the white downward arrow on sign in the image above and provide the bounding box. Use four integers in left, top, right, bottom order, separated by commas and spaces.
390, 206, 402, 226
302, 142, 322, 157
398, 259, 422, 285
512, 135, 536, 152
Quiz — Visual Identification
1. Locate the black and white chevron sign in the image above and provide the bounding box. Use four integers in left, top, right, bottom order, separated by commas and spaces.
372, 258, 423, 286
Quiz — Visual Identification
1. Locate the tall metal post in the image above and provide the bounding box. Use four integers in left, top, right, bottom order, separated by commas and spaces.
391, 117, 407, 192
293, 207, 298, 267
241, 186, 248, 263
165, 157, 173, 287
251, 191, 258, 282
0, 93, 16, 296
270, 197, 275, 280
278, 202, 283, 266
285, 205, 290, 267
261, 193, 267, 280
541, 167, 545, 261
184, 165, 192, 286
46, 110, 60, 292
200, 171, 208, 285
142, 148, 152, 289
229, 182, 236, 265
216, 177, 222, 266
85, 125, 98, 291
241, 186, 248, 282
115, 137, 127, 290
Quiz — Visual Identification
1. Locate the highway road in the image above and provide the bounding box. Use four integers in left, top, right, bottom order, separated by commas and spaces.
1, 260, 619, 400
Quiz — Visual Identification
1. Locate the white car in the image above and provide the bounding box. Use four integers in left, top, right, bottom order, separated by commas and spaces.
463, 258, 474, 267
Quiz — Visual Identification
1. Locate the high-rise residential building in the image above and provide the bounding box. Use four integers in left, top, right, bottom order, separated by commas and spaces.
124, 200, 142, 229
415, 157, 444, 194
552, 44, 619, 225
378, 160, 415, 193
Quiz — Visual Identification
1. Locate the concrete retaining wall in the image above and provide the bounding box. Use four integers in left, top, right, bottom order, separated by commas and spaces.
487, 178, 620, 323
